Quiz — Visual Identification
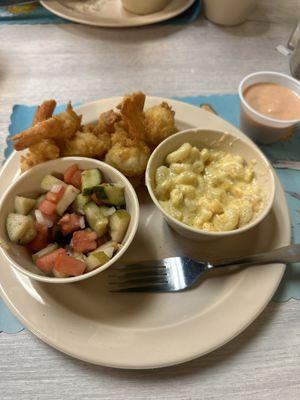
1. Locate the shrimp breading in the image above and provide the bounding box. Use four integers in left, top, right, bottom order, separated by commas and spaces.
11, 103, 81, 150
13, 93, 178, 180
55, 103, 82, 138
12, 118, 62, 151
94, 110, 121, 135
144, 102, 177, 147
82, 123, 97, 133
19, 100, 61, 171
119, 92, 147, 141
20, 139, 60, 172
61, 131, 111, 159
105, 134, 150, 177
32, 99, 56, 126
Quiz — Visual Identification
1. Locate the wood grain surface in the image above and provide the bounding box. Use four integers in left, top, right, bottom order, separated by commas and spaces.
1, 0, 300, 398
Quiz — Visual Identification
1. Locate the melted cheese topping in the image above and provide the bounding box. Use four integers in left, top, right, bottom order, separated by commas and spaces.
154, 143, 264, 232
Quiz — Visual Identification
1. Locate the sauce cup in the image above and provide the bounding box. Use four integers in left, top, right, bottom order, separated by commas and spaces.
238, 71, 300, 144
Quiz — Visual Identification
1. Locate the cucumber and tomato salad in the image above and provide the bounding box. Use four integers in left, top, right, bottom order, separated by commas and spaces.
6, 164, 131, 278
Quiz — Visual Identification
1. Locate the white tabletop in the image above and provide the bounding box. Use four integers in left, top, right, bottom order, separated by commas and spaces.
1, 0, 300, 398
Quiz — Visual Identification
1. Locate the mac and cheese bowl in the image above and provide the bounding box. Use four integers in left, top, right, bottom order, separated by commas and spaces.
145, 129, 275, 241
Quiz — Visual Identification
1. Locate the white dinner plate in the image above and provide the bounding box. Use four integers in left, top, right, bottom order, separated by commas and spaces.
0, 97, 290, 369
41, 0, 195, 27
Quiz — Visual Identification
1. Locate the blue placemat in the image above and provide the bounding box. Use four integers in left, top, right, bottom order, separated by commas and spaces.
0, 0, 201, 25
1, 93, 299, 334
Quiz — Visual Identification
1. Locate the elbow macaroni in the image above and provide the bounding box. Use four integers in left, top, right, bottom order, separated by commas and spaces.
154, 143, 264, 232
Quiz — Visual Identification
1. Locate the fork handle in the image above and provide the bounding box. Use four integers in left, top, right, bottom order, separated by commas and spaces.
212, 244, 300, 268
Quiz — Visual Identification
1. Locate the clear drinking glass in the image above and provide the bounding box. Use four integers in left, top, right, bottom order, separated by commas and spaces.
290, 41, 300, 80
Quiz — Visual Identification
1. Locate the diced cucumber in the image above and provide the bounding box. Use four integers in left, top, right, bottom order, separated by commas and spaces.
90, 241, 118, 259
83, 201, 108, 237
73, 193, 91, 215
72, 252, 86, 262
92, 184, 125, 206
109, 210, 130, 242
35, 194, 46, 207
56, 185, 80, 216
32, 243, 58, 263
40, 174, 67, 192
82, 169, 102, 195
86, 251, 109, 272
6, 213, 35, 244
14, 196, 36, 215
99, 206, 116, 217
19, 215, 37, 245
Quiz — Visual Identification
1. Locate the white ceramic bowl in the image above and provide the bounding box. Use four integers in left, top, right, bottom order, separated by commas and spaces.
146, 129, 275, 241
239, 71, 300, 144
0, 157, 139, 283
121, 0, 171, 15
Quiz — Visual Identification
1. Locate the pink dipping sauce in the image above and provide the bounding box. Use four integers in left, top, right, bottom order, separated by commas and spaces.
243, 83, 300, 121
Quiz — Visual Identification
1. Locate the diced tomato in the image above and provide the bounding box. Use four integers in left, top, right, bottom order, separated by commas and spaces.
46, 187, 65, 204
45, 213, 58, 224
72, 230, 97, 253
54, 253, 86, 276
64, 164, 79, 184
27, 229, 50, 252
36, 248, 66, 273
38, 199, 57, 216
58, 213, 84, 235
46, 192, 58, 203
91, 193, 104, 206
70, 170, 82, 190
35, 221, 49, 234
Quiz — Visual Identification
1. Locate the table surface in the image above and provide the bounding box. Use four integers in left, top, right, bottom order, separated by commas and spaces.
1, 1, 300, 399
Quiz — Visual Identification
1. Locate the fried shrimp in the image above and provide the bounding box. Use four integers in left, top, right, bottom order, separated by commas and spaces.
94, 110, 121, 134
82, 123, 97, 133
119, 92, 147, 141
32, 99, 56, 125
55, 103, 82, 139
144, 102, 177, 147
61, 131, 111, 159
11, 103, 81, 150
105, 134, 150, 177
18, 100, 61, 171
12, 118, 62, 151
13, 93, 178, 178
20, 139, 60, 171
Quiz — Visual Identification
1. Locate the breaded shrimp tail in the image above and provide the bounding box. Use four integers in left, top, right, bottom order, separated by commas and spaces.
119, 92, 147, 141
55, 102, 82, 138
11, 102, 81, 151
12, 118, 63, 151
32, 99, 56, 126
18, 99, 61, 171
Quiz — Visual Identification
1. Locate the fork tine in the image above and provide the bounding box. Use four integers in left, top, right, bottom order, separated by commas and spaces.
110, 260, 167, 271
109, 276, 168, 287
109, 283, 173, 293
108, 270, 168, 280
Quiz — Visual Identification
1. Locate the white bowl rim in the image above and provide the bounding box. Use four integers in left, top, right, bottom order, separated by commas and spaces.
0, 157, 140, 283
238, 70, 300, 125
145, 128, 276, 238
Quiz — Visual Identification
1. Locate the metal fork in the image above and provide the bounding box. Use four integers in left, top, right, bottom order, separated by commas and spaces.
108, 244, 300, 292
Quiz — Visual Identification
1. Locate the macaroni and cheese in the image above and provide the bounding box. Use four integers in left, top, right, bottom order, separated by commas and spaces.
154, 143, 264, 232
